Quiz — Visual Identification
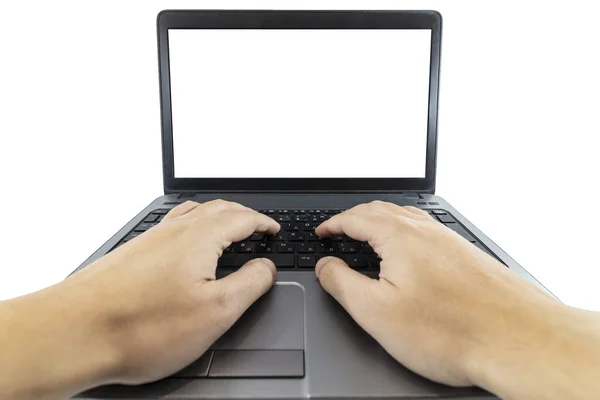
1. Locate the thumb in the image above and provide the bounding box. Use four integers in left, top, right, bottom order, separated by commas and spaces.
211, 258, 276, 325
315, 256, 376, 315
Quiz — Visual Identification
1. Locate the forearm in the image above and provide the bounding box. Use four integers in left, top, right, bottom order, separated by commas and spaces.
470, 299, 600, 399
0, 276, 120, 400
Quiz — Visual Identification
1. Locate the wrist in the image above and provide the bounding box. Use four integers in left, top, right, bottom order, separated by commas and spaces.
465, 294, 597, 399
9, 275, 123, 398
59, 274, 125, 390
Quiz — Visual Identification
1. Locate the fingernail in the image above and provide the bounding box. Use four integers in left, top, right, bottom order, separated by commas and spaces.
315, 257, 334, 279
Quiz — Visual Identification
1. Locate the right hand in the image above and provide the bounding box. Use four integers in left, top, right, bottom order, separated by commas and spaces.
314, 201, 562, 387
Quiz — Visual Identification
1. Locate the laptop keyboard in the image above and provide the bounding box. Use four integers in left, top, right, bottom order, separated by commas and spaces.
111, 208, 498, 270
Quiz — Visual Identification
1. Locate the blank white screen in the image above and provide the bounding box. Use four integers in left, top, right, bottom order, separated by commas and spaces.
169, 29, 431, 178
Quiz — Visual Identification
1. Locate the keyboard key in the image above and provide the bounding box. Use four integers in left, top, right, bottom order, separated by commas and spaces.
437, 214, 456, 223
264, 254, 295, 268
343, 235, 358, 243
298, 243, 315, 253
278, 243, 295, 253
293, 214, 308, 222
267, 232, 287, 242
340, 243, 358, 253
331, 235, 344, 242
445, 223, 476, 242
134, 222, 155, 232
276, 215, 291, 222
306, 232, 318, 241
250, 233, 265, 241
360, 243, 375, 254
218, 254, 253, 268
288, 232, 305, 242
223, 245, 234, 254
367, 255, 382, 269
235, 242, 254, 253
153, 209, 169, 215
317, 243, 338, 253
301, 222, 315, 231
432, 210, 447, 215
144, 214, 160, 223
218, 254, 294, 269
283, 223, 301, 232
298, 255, 316, 268
256, 243, 275, 254
124, 231, 141, 241
344, 255, 367, 269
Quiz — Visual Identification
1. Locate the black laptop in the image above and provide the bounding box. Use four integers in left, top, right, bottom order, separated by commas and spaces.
74, 10, 551, 399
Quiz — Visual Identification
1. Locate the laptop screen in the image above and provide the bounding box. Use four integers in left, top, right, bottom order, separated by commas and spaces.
168, 29, 431, 178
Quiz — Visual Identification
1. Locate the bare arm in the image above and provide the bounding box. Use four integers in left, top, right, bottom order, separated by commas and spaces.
315, 201, 600, 400
0, 200, 281, 399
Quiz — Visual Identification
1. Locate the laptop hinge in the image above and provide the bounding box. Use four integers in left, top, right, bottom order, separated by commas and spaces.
175, 191, 423, 199
178, 192, 197, 200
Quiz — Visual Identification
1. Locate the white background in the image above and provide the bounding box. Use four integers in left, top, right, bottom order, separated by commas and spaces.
170, 29, 429, 178
0, 0, 598, 311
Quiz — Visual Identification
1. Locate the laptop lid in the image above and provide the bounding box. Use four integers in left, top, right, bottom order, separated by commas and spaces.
157, 10, 441, 194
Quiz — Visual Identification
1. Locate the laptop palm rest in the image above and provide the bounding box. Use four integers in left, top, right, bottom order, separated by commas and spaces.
173, 282, 305, 378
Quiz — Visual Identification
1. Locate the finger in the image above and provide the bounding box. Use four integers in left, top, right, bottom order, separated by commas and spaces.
315, 209, 390, 242
214, 210, 280, 244
315, 256, 377, 314
187, 199, 250, 218
162, 201, 200, 221
210, 258, 276, 326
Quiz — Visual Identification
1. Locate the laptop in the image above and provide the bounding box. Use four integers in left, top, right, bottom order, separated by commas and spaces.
74, 10, 552, 399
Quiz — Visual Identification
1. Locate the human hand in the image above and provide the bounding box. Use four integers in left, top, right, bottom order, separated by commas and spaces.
72, 200, 280, 384
314, 201, 563, 389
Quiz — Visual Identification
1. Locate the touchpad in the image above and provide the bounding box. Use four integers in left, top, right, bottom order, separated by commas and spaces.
173, 283, 305, 378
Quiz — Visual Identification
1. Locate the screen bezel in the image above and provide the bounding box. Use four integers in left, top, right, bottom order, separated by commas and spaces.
157, 10, 442, 193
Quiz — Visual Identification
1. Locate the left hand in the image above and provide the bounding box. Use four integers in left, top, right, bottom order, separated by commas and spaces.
69, 200, 280, 384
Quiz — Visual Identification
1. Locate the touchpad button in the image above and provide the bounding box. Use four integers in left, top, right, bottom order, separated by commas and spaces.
208, 350, 304, 378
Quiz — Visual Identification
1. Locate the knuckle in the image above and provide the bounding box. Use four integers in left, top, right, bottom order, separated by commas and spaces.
211, 199, 229, 206
405, 205, 428, 216
248, 259, 276, 282
390, 215, 409, 231
349, 204, 367, 213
